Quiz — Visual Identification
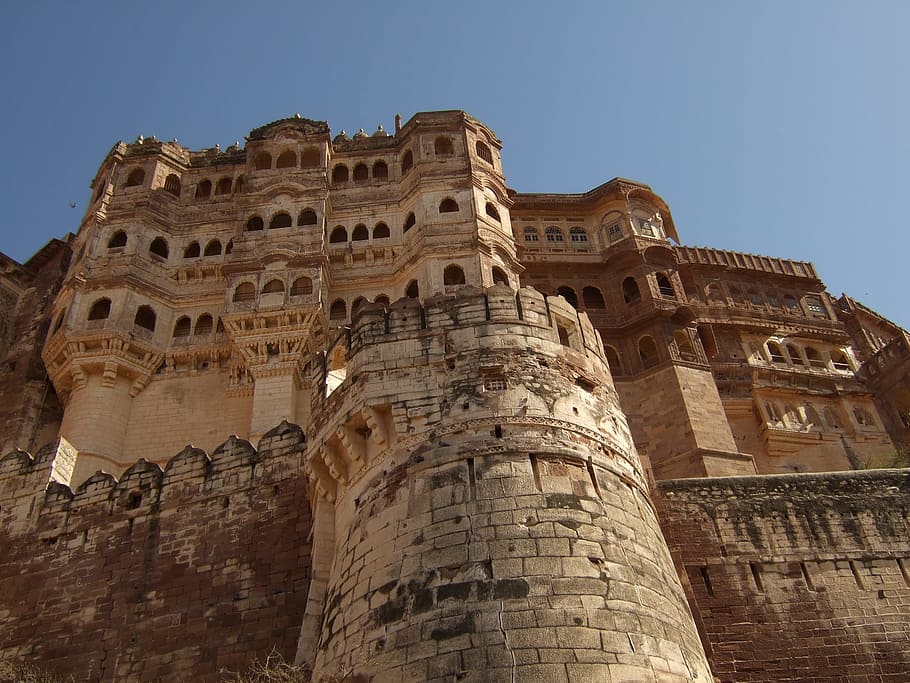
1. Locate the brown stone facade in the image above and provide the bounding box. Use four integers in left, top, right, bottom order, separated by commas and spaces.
0, 110, 908, 680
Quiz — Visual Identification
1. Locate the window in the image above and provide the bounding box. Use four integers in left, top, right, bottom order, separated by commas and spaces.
491, 267, 509, 286
134, 305, 156, 332
403, 213, 416, 233
88, 298, 111, 320
485, 202, 501, 222
329, 299, 347, 321
605, 346, 623, 376
173, 316, 191, 337
225, 240, 233, 254
301, 147, 321, 167
332, 165, 349, 184
783, 294, 800, 311
401, 150, 414, 174
270, 213, 293, 229
215, 178, 232, 195
582, 286, 606, 309
125, 168, 145, 187
607, 223, 623, 243
785, 345, 804, 367
622, 277, 641, 304
164, 174, 181, 196
276, 151, 296, 168
656, 273, 675, 298
373, 160, 388, 180
557, 286, 578, 308
706, 283, 723, 302
351, 297, 368, 317
203, 240, 222, 256
639, 336, 659, 368
290, 277, 312, 296
373, 222, 390, 239
444, 264, 466, 286
195, 314, 213, 336
637, 217, 656, 237
329, 226, 348, 243
824, 407, 842, 429
246, 216, 264, 232
524, 227, 539, 242
353, 163, 369, 182
804, 346, 825, 369
748, 290, 764, 306
352, 224, 369, 241
108, 231, 127, 249
569, 227, 588, 243
233, 282, 255, 302
767, 341, 787, 364
545, 227, 564, 243
557, 324, 571, 346
476, 140, 493, 164
439, 198, 459, 213
805, 295, 827, 317
434, 136, 454, 156
183, 242, 200, 258
406, 280, 419, 299
149, 237, 169, 259
262, 279, 284, 294
674, 330, 697, 362
195, 179, 212, 199
253, 152, 272, 170
830, 351, 851, 372
375, 295, 390, 308
298, 209, 318, 226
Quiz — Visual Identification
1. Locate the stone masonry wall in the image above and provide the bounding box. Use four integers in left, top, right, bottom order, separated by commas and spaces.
0, 422, 312, 682
657, 470, 910, 682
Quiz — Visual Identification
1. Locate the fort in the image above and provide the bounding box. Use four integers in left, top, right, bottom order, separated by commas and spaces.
0, 110, 907, 681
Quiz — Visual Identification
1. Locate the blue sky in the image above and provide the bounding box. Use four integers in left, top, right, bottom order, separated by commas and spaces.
2, 1, 908, 328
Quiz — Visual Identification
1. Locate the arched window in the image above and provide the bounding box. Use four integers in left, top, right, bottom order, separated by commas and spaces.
406, 280, 419, 299
173, 316, 191, 337
403, 212, 416, 232
729, 287, 743, 305
439, 198, 459, 213
246, 216, 264, 232
329, 299, 347, 321
706, 283, 723, 302
824, 407, 842, 429
674, 330, 697, 362
639, 336, 659, 368
125, 168, 145, 187
194, 314, 213, 336
491, 267, 509, 286
332, 164, 349, 184
805, 295, 827, 318
557, 286, 578, 308
434, 136, 454, 156
134, 305, 156, 332
298, 209, 318, 226
524, 227, 539, 243
270, 213, 293, 229
215, 178, 232, 195
108, 231, 127, 249
301, 147, 321, 167
545, 227, 564, 242
605, 346, 624, 376
276, 150, 296, 168
183, 242, 200, 258
253, 152, 272, 170
785, 344, 804, 366
375, 295, 390, 308
88, 298, 111, 320
164, 174, 181, 196
203, 239, 222, 256
783, 294, 800, 311
582, 286, 606, 309
804, 346, 825, 368
485, 202, 501, 222
233, 282, 255, 302
656, 273, 675, 298
804, 405, 822, 428
401, 150, 414, 174
444, 264, 466, 286
854, 407, 873, 426
195, 179, 212, 199
351, 297, 368, 317
766, 341, 787, 363
373, 160, 388, 180
290, 277, 312, 296
569, 227, 588, 244
353, 163, 369, 182
830, 351, 851, 372
351, 224, 369, 241
225, 239, 233, 254
476, 141, 493, 164
234, 176, 243, 193
262, 279, 285, 294
748, 289, 764, 306
149, 237, 169, 259
622, 277, 641, 304
329, 226, 348, 243
373, 222, 390, 239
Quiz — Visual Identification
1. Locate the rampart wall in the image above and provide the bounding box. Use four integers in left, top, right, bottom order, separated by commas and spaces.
0, 422, 311, 682
657, 470, 910, 682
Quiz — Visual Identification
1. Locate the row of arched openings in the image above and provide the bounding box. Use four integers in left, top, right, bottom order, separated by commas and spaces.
331, 160, 390, 185
329, 223, 390, 244
172, 314, 221, 338
232, 277, 313, 303
253, 148, 322, 171
124, 168, 182, 198
524, 226, 589, 245
107, 232, 232, 259
88, 299, 157, 332
195, 177, 240, 199
764, 340, 852, 372
246, 209, 318, 232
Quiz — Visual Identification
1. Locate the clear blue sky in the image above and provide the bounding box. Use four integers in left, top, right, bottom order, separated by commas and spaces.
2, 1, 908, 329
